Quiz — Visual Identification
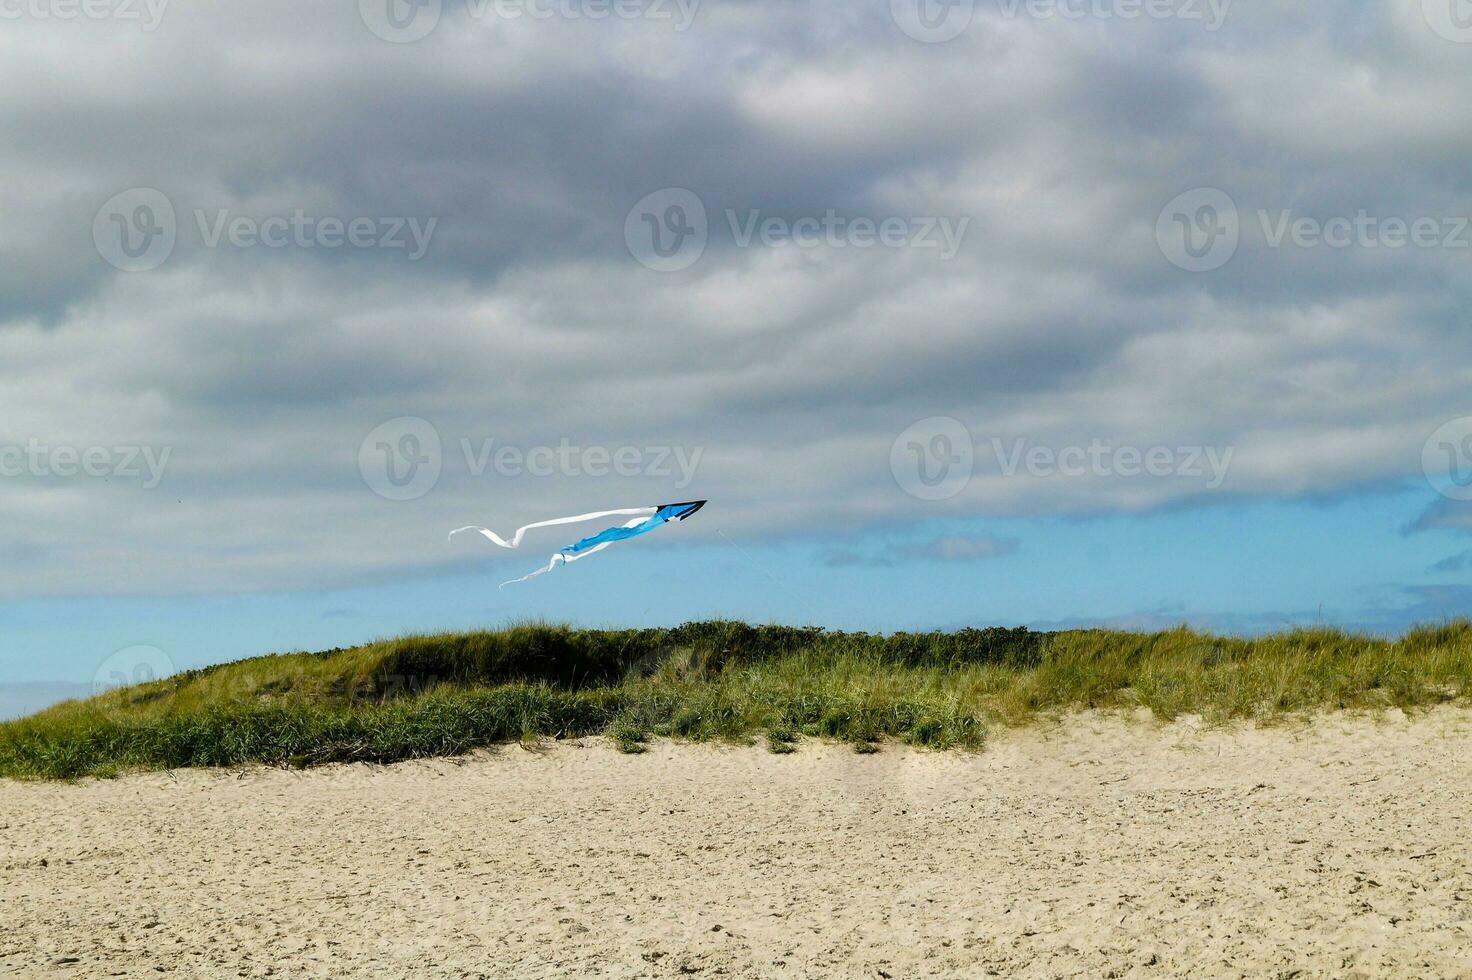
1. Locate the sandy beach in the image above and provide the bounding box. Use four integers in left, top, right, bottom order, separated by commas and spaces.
4, 709, 1472, 979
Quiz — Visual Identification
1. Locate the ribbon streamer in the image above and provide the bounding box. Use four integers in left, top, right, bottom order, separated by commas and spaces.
450, 501, 706, 587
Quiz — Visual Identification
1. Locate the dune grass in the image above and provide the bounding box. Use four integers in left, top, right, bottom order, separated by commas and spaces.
4, 619, 1472, 779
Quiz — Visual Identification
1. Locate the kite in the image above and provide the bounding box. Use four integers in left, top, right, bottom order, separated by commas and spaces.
449, 500, 706, 587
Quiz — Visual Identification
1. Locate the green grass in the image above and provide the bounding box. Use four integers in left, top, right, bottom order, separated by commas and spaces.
4, 619, 1472, 780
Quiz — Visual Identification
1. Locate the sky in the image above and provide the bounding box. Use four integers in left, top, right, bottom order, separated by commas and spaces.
4, 0, 1472, 714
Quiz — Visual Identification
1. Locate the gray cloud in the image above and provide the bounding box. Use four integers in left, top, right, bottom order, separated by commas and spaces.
1428, 550, 1472, 574
1405, 499, 1472, 536
3, 1, 1472, 595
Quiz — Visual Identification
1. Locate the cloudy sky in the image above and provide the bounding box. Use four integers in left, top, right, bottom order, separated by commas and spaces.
4, 0, 1472, 703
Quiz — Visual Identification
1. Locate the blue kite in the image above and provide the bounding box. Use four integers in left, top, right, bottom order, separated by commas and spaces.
450, 501, 706, 586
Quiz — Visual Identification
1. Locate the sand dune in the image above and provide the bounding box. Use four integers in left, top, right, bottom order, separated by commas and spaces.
4, 709, 1472, 978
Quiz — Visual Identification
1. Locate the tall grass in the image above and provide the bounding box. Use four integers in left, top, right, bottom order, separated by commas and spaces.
3, 620, 1470, 780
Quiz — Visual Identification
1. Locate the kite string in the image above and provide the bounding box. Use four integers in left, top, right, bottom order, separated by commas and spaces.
715, 528, 821, 623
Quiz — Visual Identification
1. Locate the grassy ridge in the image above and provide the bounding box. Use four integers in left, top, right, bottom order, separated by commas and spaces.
4, 620, 1472, 779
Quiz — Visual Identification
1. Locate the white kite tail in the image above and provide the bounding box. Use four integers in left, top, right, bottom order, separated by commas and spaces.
449, 508, 658, 588
496, 539, 622, 588
448, 507, 656, 550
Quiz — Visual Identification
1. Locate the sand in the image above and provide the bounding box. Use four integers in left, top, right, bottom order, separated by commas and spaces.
4, 708, 1472, 979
